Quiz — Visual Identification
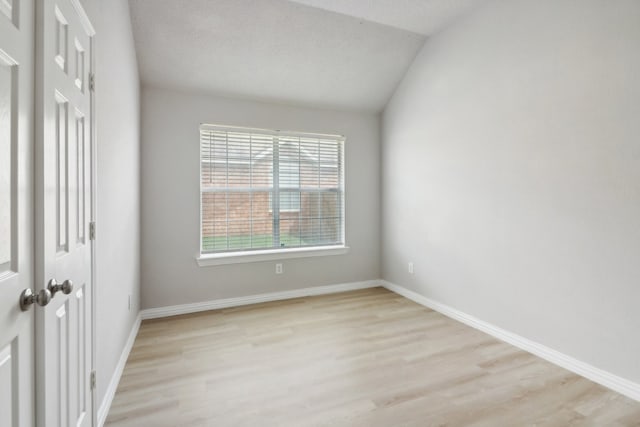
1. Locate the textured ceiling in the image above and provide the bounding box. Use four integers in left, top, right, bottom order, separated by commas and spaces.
129, 0, 485, 112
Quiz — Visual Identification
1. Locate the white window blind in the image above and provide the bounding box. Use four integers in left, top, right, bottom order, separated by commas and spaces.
200, 124, 345, 254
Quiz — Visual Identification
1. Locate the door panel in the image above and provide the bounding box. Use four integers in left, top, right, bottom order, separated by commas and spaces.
0, 0, 35, 426
0, 342, 16, 426
0, 54, 12, 270
36, 0, 94, 426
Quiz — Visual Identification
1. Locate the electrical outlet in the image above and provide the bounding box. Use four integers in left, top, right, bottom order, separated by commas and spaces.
275, 263, 283, 274
408, 262, 414, 274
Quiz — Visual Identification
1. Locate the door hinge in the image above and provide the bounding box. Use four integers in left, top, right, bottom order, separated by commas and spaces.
89, 73, 95, 92
90, 371, 96, 390
89, 222, 96, 241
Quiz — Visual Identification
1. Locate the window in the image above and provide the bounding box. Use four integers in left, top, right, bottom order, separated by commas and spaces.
200, 124, 345, 255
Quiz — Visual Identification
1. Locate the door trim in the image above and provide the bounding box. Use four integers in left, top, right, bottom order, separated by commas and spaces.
68, 0, 95, 37
89, 25, 98, 427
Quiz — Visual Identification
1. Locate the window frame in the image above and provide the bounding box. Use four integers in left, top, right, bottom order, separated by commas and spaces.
197, 124, 348, 265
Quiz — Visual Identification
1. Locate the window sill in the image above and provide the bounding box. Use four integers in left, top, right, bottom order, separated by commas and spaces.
196, 245, 350, 267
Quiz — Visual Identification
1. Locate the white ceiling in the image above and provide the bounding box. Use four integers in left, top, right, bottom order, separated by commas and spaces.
129, 0, 486, 112
287, 0, 486, 36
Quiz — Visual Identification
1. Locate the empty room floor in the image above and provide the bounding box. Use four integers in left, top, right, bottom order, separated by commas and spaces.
105, 288, 640, 426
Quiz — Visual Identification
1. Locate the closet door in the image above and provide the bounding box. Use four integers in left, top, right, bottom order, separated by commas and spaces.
35, 0, 95, 425
0, 0, 35, 426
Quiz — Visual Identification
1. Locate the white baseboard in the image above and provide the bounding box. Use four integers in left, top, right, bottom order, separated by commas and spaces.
381, 280, 640, 402
97, 313, 142, 427
140, 280, 381, 320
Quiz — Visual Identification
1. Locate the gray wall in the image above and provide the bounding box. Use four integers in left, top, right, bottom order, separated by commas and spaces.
141, 87, 380, 309
382, 0, 640, 383
86, 0, 141, 407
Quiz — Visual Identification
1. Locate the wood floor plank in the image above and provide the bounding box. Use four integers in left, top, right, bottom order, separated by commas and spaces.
105, 288, 640, 426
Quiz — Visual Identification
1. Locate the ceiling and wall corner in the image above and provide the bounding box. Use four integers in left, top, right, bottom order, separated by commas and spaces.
127, 0, 487, 112
287, 0, 487, 36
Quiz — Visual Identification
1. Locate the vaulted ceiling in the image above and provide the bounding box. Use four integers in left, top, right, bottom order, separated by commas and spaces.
129, 0, 486, 112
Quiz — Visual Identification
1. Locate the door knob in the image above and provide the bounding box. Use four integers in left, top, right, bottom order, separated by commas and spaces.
47, 279, 73, 296
19, 288, 52, 311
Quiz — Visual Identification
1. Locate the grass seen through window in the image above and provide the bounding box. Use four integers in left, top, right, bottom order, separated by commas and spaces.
202, 234, 316, 252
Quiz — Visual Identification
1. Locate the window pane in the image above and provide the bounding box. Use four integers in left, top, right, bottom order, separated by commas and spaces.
200, 126, 343, 254
279, 191, 300, 212
251, 191, 273, 248
280, 218, 302, 247
279, 162, 299, 188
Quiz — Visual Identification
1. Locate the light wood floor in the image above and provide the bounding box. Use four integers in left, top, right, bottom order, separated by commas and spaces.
105, 288, 640, 426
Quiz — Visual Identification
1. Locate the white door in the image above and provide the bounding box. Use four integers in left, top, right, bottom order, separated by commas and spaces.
0, 0, 35, 426
35, 0, 95, 426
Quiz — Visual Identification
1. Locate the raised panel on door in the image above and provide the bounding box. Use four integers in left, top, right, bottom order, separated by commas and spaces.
0, 0, 35, 426
36, 0, 94, 426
